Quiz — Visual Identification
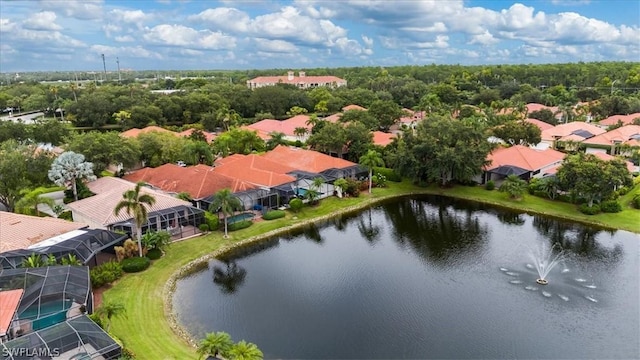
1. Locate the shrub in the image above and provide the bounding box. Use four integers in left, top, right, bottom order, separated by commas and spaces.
141, 230, 171, 251
344, 178, 361, 197
227, 220, 253, 231
58, 210, 73, 221
121, 257, 151, 273
146, 248, 162, 260
115, 239, 140, 261
198, 223, 209, 232
633, 192, 640, 209
373, 173, 387, 188
263, 210, 285, 220
204, 211, 219, 231
373, 167, 402, 182
289, 198, 303, 213
485, 180, 495, 191
90, 261, 123, 288
600, 200, 622, 213
617, 187, 630, 196
578, 203, 601, 215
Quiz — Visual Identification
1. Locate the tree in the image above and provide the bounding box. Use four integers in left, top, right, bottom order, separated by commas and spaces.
359, 150, 385, 194
95, 301, 127, 332
66, 131, 141, 174
492, 121, 542, 146
499, 175, 528, 199
307, 122, 347, 157
339, 109, 378, 130
60, 254, 82, 266
197, 332, 234, 359
15, 188, 55, 216
48, 151, 97, 202
212, 128, 265, 157
0, 141, 32, 212
333, 178, 348, 198
227, 340, 264, 360
22, 253, 46, 268
114, 181, 157, 257
182, 140, 213, 165
528, 109, 557, 125
304, 177, 324, 205
368, 99, 405, 131
293, 127, 308, 141
344, 122, 374, 162
266, 131, 287, 150
209, 188, 242, 238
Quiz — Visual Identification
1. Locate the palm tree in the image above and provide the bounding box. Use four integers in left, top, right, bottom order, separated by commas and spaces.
61, 254, 82, 266
359, 149, 385, 194
209, 188, 242, 238
197, 332, 233, 359
69, 82, 78, 102
227, 340, 263, 360
15, 188, 55, 216
499, 174, 528, 200
96, 301, 127, 332
293, 127, 308, 141
266, 131, 287, 150
304, 177, 324, 205
114, 182, 156, 257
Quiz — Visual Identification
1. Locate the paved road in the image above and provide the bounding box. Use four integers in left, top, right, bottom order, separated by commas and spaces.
1, 112, 45, 124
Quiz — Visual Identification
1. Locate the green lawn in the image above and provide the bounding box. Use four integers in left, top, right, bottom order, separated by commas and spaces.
104, 180, 640, 360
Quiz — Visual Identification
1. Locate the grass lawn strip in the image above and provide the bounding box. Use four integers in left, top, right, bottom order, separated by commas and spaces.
105, 181, 640, 360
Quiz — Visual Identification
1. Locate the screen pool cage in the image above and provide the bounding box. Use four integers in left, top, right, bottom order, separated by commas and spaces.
201, 188, 279, 212
1, 315, 121, 360
0, 230, 128, 270
110, 205, 206, 239
0, 266, 92, 340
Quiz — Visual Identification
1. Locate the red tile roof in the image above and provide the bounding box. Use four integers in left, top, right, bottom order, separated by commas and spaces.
213, 154, 297, 187
485, 145, 566, 172
372, 131, 396, 147
120, 126, 177, 138
323, 113, 343, 123
598, 113, 640, 127
244, 115, 311, 138
214, 154, 247, 167
582, 125, 640, 147
591, 152, 636, 173
0, 289, 23, 336
0, 212, 89, 252
524, 118, 554, 131
541, 122, 606, 142
261, 145, 357, 173
526, 103, 560, 116
178, 128, 217, 143
342, 104, 367, 111
124, 163, 256, 199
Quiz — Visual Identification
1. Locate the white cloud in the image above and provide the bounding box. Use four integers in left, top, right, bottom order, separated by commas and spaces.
361, 35, 373, 47
468, 31, 499, 45
109, 9, 151, 29
143, 24, 236, 50
0, 19, 17, 33
188, 7, 250, 33
22, 11, 62, 31
89, 44, 162, 59
401, 22, 447, 33
254, 38, 298, 53
40, 0, 104, 20
115, 35, 135, 42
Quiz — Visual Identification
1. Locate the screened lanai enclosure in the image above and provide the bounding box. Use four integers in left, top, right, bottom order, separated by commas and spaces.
1, 315, 121, 360
0, 266, 92, 340
109, 205, 205, 239
201, 188, 279, 213
0, 230, 128, 270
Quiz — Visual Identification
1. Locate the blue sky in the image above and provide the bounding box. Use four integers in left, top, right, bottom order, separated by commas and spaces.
0, 0, 638, 72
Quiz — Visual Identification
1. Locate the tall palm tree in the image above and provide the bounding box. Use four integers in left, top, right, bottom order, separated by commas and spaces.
209, 188, 242, 238
96, 301, 127, 332
294, 126, 308, 141
227, 340, 264, 360
197, 332, 233, 359
69, 82, 78, 103
15, 188, 55, 216
114, 182, 156, 257
359, 149, 385, 194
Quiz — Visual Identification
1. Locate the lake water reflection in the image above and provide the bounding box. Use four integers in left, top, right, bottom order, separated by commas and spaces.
172, 195, 639, 359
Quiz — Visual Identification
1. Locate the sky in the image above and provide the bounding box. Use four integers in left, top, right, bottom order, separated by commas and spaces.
0, 0, 639, 73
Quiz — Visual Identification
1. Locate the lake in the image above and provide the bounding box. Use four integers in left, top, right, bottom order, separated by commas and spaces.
172, 195, 640, 359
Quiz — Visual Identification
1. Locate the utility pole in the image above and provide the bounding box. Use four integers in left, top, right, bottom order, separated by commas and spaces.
101, 54, 107, 82
116, 57, 121, 84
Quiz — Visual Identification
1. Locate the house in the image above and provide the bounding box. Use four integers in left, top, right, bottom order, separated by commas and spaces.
475, 145, 566, 184
539, 122, 606, 150
243, 115, 312, 142
342, 104, 367, 111
124, 163, 256, 209
597, 113, 640, 128
247, 71, 347, 89
178, 128, 217, 143
582, 125, 640, 156
372, 131, 396, 147
261, 145, 363, 179
0, 212, 88, 253
213, 154, 297, 188
391, 108, 424, 134
66, 177, 205, 238
120, 125, 176, 138
524, 118, 554, 132
526, 103, 562, 121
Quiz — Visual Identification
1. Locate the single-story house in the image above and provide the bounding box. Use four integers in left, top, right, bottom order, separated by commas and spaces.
582, 125, 640, 156
0, 212, 88, 254
261, 145, 364, 179
597, 112, 640, 128
524, 118, 554, 132
539, 122, 606, 150
372, 131, 397, 147
475, 145, 566, 184
178, 128, 217, 143
66, 177, 205, 239
242, 114, 312, 142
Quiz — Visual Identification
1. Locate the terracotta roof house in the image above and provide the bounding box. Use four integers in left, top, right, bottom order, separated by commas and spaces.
120, 125, 177, 138
0, 212, 88, 253
476, 145, 566, 184
323, 113, 343, 123
213, 154, 297, 188
524, 118, 554, 132
247, 71, 347, 89
540, 122, 606, 148
372, 131, 396, 147
342, 104, 367, 111
177, 128, 217, 143
583, 125, 640, 156
0, 289, 23, 342
66, 177, 204, 238
243, 115, 312, 141
526, 103, 561, 119
597, 113, 640, 128
591, 152, 637, 174
124, 163, 256, 208
391, 109, 425, 134
261, 145, 362, 179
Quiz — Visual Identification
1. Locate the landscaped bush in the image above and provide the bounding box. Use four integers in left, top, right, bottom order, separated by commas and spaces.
344, 178, 361, 197
146, 248, 162, 260
373, 173, 387, 188
204, 211, 219, 231
141, 230, 171, 251
227, 220, 253, 231
373, 167, 402, 182
578, 204, 601, 215
600, 200, 622, 213
115, 239, 141, 261
90, 261, 123, 288
289, 198, 303, 213
633, 192, 640, 209
198, 223, 210, 232
485, 180, 495, 190
121, 256, 151, 273
263, 210, 285, 220
58, 210, 73, 221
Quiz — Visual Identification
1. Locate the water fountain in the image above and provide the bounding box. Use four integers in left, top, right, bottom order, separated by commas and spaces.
529, 242, 565, 285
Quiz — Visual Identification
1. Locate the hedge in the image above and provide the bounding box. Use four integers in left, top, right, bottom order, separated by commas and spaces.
263, 210, 285, 220
227, 220, 253, 231
90, 261, 123, 288
373, 167, 402, 182
121, 257, 151, 273
600, 200, 622, 213
578, 204, 601, 215
146, 248, 163, 260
